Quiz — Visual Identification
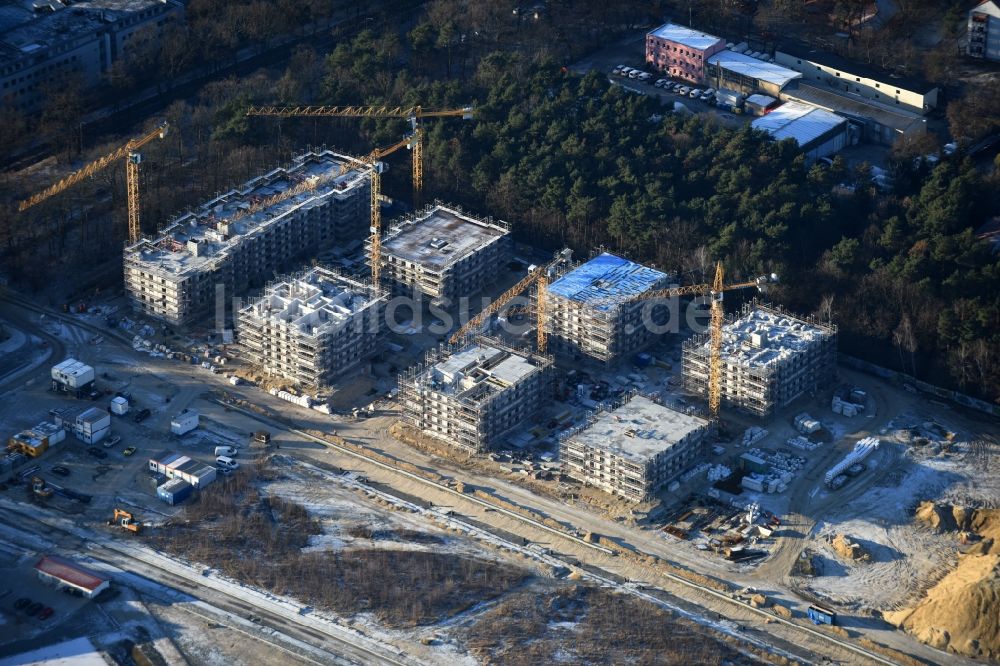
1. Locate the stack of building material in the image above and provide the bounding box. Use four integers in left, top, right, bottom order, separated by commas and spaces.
824, 437, 880, 485
742, 426, 769, 447
794, 412, 822, 434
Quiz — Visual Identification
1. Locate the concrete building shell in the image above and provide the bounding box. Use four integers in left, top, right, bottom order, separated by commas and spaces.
237, 267, 385, 388
124, 150, 371, 327
682, 303, 837, 419
560, 395, 710, 502
398, 339, 554, 453
376, 203, 511, 304
542, 252, 673, 364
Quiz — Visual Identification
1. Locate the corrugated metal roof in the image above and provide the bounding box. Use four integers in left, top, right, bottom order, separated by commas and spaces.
547, 253, 668, 311
746, 94, 777, 107
752, 101, 846, 146
708, 50, 802, 88
648, 22, 723, 51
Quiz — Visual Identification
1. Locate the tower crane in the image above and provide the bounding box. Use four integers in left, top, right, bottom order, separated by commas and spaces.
245, 105, 473, 207
17, 122, 168, 245
448, 249, 574, 353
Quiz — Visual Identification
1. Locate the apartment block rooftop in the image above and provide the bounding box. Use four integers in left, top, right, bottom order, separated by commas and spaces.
567, 396, 709, 463
711, 306, 836, 370
547, 253, 669, 311
420, 342, 550, 403
241, 267, 381, 338
1, 0, 171, 53
123, 150, 370, 279
380, 204, 509, 271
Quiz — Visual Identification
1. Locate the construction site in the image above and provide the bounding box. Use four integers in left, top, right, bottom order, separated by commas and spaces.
123, 150, 372, 326
237, 267, 385, 389
398, 339, 554, 453
560, 394, 711, 502
376, 203, 512, 303
543, 252, 673, 363
682, 304, 838, 419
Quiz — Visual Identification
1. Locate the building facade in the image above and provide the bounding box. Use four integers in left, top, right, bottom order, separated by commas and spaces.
968, 1, 1000, 61
237, 267, 385, 388
124, 150, 371, 326
560, 395, 710, 502
775, 44, 938, 115
543, 252, 672, 364
682, 304, 837, 419
1, 0, 184, 112
377, 204, 511, 304
398, 340, 554, 453
645, 22, 726, 83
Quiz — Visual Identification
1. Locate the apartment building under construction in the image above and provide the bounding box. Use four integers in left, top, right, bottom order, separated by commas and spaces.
560, 395, 710, 502
377, 203, 511, 303
124, 151, 371, 326
398, 339, 554, 453
682, 304, 838, 418
237, 267, 384, 388
543, 253, 672, 364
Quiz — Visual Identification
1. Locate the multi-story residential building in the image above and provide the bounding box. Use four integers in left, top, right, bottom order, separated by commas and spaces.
968, 1, 1000, 61
124, 150, 371, 327
237, 267, 385, 388
645, 22, 726, 83
560, 395, 710, 502
682, 304, 837, 419
0, 0, 184, 112
398, 339, 554, 453
376, 203, 511, 304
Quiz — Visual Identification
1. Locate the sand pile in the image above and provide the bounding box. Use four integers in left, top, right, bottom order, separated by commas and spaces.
830, 534, 871, 562
884, 503, 1000, 659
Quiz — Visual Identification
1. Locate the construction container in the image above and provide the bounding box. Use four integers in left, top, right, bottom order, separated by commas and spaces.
148, 452, 216, 488
170, 409, 199, 436
74, 408, 110, 444
110, 396, 130, 416
157, 477, 193, 505
51, 359, 96, 389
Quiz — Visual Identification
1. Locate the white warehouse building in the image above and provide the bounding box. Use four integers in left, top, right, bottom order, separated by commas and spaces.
752, 101, 851, 162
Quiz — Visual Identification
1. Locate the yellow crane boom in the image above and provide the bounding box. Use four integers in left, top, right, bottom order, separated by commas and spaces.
18, 122, 168, 244
245, 104, 472, 206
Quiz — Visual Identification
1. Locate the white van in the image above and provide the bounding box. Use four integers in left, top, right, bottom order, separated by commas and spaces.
214, 446, 238, 456
215, 456, 239, 470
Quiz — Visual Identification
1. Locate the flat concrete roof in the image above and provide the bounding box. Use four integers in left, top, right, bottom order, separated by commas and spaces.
708, 49, 802, 89
781, 81, 926, 135
569, 396, 708, 463
648, 22, 723, 51
416, 341, 550, 404
124, 151, 369, 279
380, 205, 508, 272
692, 306, 835, 370
752, 101, 846, 146
547, 253, 669, 311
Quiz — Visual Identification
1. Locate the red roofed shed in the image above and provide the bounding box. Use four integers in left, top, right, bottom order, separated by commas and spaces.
34, 555, 110, 599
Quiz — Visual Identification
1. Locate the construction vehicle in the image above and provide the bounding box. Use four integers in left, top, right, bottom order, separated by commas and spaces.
30, 476, 53, 499
108, 508, 142, 534
17, 122, 168, 245
245, 105, 473, 207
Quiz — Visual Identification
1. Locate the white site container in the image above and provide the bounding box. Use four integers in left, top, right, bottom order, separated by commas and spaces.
110, 396, 130, 416
51, 358, 95, 389
75, 407, 110, 444
170, 409, 199, 436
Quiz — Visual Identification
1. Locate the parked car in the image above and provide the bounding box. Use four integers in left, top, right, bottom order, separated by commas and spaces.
655, 78, 667, 87
26, 602, 43, 616
628, 70, 641, 79
50, 466, 70, 477
133, 408, 150, 423
638, 72, 652, 82
103, 435, 121, 448
14, 597, 30, 610
87, 448, 107, 459
612, 65, 623, 75
689, 88, 702, 98
123, 446, 137, 457
38, 607, 54, 620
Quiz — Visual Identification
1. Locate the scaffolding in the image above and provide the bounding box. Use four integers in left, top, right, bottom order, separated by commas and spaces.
398, 337, 554, 453
373, 201, 512, 302
237, 267, 384, 389
682, 302, 838, 418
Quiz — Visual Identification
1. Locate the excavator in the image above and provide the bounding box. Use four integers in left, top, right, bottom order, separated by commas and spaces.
108, 508, 142, 534
30, 476, 53, 499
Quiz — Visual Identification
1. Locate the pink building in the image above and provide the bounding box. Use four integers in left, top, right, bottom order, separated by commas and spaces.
646, 23, 726, 84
